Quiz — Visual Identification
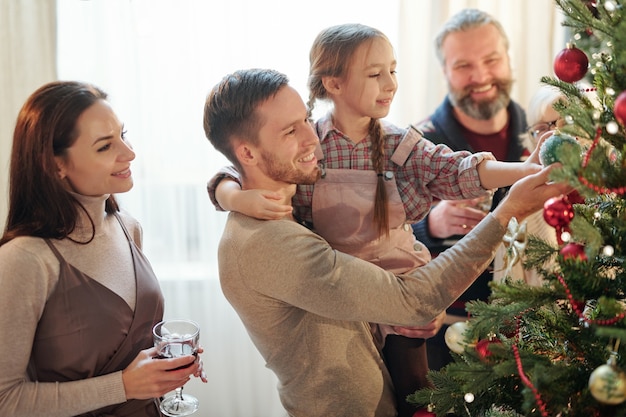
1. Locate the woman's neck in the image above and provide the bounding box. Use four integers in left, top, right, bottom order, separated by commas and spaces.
69, 193, 109, 240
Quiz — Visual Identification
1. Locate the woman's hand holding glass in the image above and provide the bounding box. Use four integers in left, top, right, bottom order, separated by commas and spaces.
152, 319, 204, 416
121, 344, 202, 401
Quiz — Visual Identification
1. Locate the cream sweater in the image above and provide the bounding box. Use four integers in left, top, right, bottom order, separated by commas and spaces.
218, 211, 505, 417
0, 194, 143, 417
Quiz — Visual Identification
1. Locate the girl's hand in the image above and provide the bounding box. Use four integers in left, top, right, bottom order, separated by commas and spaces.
234, 189, 293, 220
216, 178, 292, 219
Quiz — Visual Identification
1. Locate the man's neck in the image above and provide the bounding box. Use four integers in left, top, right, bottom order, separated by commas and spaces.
242, 178, 297, 220
453, 106, 509, 135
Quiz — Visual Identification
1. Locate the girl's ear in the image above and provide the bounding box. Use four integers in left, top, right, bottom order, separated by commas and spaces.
321, 76, 342, 96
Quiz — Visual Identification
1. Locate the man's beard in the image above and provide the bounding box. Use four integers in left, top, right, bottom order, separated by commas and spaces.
260, 150, 321, 185
449, 77, 513, 120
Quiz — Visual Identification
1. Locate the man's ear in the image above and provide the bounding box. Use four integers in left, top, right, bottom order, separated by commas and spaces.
321, 76, 342, 96
235, 142, 258, 167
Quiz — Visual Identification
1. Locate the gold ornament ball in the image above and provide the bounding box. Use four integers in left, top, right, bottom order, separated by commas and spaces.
588, 364, 626, 405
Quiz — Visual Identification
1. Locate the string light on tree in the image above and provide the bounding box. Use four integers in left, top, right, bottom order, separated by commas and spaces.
603, 245, 615, 256
604, 0, 617, 13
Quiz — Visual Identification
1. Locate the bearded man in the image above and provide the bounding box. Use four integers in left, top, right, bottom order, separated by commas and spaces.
411, 8, 529, 372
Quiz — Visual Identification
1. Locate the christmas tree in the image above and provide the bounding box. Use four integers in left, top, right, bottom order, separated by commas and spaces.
408, 0, 626, 416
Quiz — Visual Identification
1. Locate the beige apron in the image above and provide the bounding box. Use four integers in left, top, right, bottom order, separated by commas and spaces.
311, 129, 431, 274
311, 128, 433, 416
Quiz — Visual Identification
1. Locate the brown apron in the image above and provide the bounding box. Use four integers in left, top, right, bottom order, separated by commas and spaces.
311, 128, 433, 416
31, 213, 165, 417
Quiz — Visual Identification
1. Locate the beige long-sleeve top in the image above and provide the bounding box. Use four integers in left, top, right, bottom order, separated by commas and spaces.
0, 194, 143, 417
218, 210, 506, 417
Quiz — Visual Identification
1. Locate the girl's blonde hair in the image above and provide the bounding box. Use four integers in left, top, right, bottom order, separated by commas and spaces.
307, 23, 392, 237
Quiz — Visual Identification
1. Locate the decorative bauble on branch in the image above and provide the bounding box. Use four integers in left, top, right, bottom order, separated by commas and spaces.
475, 336, 502, 363
614, 90, 626, 126
444, 321, 470, 354
501, 217, 528, 278
560, 242, 587, 261
412, 407, 436, 417
543, 195, 574, 229
554, 43, 589, 83
539, 133, 582, 166
589, 353, 626, 405
543, 194, 575, 245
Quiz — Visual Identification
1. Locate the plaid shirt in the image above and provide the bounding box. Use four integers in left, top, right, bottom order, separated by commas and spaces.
292, 114, 493, 225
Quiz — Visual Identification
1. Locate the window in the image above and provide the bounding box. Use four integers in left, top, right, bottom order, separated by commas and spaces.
57, 0, 402, 282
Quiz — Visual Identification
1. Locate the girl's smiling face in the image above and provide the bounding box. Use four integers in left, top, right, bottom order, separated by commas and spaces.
56, 99, 136, 196
335, 37, 398, 121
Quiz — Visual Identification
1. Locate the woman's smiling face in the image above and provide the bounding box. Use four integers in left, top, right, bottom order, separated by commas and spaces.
56, 99, 136, 196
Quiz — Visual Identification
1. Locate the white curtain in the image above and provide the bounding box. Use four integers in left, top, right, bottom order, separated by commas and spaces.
1, 1, 563, 416
0, 0, 57, 224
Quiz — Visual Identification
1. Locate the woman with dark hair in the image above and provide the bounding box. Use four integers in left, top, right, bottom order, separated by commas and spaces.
0, 81, 205, 416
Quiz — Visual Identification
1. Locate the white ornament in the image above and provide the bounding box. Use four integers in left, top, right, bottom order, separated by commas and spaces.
501, 217, 528, 278
607, 121, 619, 134
464, 392, 475, 403
589, 355, 626, 405
445, 321, 470, 354
603, 245, 615, 257
605, 1, 616, 12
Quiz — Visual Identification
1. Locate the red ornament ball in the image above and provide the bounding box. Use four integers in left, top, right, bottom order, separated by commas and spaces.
554, 44, 589, 83
614, 91, 626, 126
560, 242, 588, 261
543, 195, 574, 228
475, 338, 502, 362
412, 409, 436, 417
567, 189, 585, 205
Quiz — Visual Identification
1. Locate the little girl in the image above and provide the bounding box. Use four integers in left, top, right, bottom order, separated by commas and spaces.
208, 24, 543, 416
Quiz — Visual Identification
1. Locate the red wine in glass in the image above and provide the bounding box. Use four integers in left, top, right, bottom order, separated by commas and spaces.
153, 319, 200, 416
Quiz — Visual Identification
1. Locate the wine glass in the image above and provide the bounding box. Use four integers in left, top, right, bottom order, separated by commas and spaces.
153, 319, 200, 416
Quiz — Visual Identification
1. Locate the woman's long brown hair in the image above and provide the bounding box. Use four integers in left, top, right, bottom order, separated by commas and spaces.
1, 81, 119, 247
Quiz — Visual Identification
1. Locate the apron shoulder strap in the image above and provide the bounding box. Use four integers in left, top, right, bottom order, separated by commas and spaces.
391, 125, 423, 166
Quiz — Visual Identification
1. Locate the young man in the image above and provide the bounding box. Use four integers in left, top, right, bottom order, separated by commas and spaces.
203, 68, 568, 417
411, 8, 530, 371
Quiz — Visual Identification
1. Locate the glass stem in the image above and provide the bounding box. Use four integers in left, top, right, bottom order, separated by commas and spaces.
175, 387, 184, 401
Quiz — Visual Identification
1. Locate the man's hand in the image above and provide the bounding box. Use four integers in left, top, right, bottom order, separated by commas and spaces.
390, 311, 446, 339
493, 164, 573, 227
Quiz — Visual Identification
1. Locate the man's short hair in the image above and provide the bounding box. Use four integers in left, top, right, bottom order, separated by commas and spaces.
203, 68, 290, 169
